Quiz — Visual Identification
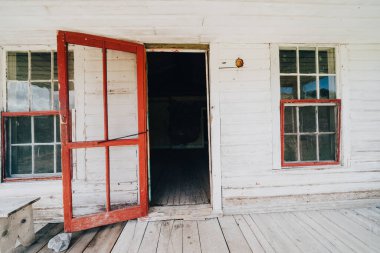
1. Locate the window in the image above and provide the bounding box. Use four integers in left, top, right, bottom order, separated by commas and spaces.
279, 47, 340, 167
2, 51, 74, 179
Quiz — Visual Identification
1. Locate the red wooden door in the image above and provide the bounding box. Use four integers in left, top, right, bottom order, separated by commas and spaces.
57, 31, 148, 232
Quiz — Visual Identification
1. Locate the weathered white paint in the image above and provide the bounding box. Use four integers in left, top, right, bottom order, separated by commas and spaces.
0, 0, 379, 222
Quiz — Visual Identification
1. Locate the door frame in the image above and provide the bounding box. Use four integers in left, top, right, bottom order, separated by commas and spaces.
145, 45, 218, 211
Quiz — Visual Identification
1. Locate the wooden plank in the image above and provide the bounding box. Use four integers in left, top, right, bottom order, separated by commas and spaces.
0, 197, 40, 218
218, 216, 252, 253
168, 220, 183, 253
275, 212, 331, 253
182, 220, 201, 253
15, 223, 63, 253
125, 221, 148, 253
138, 221, 163, 252
355, 208, 380, 223
198, 219, 229, 253
320, 210, 380, 252
111, 220, 137, 253
83, 222, 125, 253
66, 228, 99, 253
294, 211, 355, 253
250, 213, 301, 253
339, 209, 380, 235
306, 211, 373, 253
156, 220, 174, 253
241, 215, 275, 253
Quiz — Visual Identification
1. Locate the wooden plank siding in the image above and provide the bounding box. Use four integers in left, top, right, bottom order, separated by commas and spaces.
0, 0, 379, 223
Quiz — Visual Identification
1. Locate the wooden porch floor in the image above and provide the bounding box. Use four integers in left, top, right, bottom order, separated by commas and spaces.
20, 206, 380, 253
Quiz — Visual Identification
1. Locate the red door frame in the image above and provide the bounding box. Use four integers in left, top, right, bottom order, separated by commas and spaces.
57, 31, 148, 232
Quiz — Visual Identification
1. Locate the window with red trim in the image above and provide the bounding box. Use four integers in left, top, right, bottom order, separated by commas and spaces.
2, 51, 74, 179
279, 47, 340, 167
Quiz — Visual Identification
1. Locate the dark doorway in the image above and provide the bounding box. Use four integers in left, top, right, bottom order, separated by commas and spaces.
147, 52, 210, 206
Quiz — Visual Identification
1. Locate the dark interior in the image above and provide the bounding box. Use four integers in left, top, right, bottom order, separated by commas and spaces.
147, 52, 210, 206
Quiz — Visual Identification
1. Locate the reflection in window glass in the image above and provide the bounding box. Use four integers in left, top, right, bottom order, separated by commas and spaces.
299, 106, 316, 132
300, 76, 317, 99
318, 106, 336, 132
280, 76, 298, 99
7, 81, 29, 112
56, 144, 61, 172
319, 48, 335, 74
34, 116, 54, 143
319, 76, 336, 99
10, 117, 31, 144
300, 135, 317, 161
34, 145, 55, 173
11, 146, 32, 174
319, 134, 336, 161
299, 49, 316, 73
7, 52, 28, 80
284, 107, 297, 133
280, 50, 297, 73
31, 52, 51, 80
284, 135, 297, 162
31, 82, 51, 111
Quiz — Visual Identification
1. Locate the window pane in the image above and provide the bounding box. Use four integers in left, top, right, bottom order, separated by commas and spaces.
300, 135, 317, 161
319, 134, 336, 161
54, 51, 74, 80
54, 81, 75, 110
319, 76, 336, 99
56, 144, 61, 172
56, 115, 61, 142
31, 52, 51, 80
11, 146, 32, 174
280, 49, 297, 73
7, 81, 29, 112
54, 81, 59, 110
318, 106, 336, 132
284, 135, 297, 162
284, 107, 297, 133
318, 48, 335, 74
7, 52, 28, 81
34, 116, 54, 143
10, 117, 31, 144
34, 145, 54, 173
299, 49, 316, 73
280, 76, 297, 99
300, 76, 317, 99
31, 82, 51, 111
299, 106, 316, 132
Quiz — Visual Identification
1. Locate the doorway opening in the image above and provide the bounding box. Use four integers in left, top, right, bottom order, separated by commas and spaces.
147, 52, 210, 206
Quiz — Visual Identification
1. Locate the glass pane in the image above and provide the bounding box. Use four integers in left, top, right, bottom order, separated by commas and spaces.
318, 48, 335, 74
31, 82, 51, 110
54, 81, 59, 110
319, 134, 336, 161
11, 146, 32, 174
300, 135, 317, 161
7, 81, 29, 112
107, 50, 137, 140
54, 51, 74, 80
56, 115, 61, 142
10, 117, 31, 144
284, 135, 297, 162
299, 48, 316, 73
280, 49, 297, 73
54, 81, 75, 110
31, 52, 51, 80
300, 76, 317, 99
7, 52, 28, 80
280, 76, 298, 99
56, 144, 61, 172
318, 106, 336, 132
110, 146, 139, 209
284, 107, 297, 133
34, 145, 54, 173
34, 116, 54, 143
319, 76, 336, 99
299, 106, 316, 132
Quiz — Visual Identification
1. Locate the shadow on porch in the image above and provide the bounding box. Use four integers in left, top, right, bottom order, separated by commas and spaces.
18, 205, 380, 253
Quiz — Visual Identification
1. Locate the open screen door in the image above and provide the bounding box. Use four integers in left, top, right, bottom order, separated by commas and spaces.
57, 31, 148, 232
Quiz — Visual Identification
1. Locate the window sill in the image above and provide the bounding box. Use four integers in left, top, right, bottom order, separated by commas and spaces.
280, 162, 343, 171
2, 176, 61, 183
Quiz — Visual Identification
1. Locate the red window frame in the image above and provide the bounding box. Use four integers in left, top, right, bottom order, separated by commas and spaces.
1, 111, 62, 182
280, 99, 341, 167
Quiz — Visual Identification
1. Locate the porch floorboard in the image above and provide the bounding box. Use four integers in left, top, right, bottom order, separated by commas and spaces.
24, 205, 380, 253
